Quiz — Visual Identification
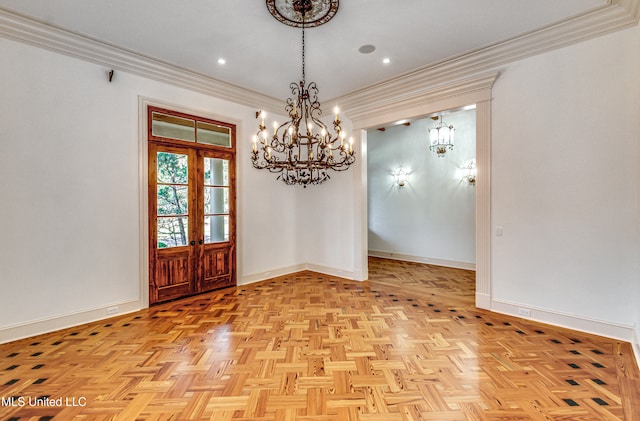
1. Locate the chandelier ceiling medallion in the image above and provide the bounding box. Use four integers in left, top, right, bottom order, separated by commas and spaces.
252, 0, 355, 187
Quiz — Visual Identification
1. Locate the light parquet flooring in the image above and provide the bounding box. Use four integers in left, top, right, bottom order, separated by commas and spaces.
1, 258, 639, 420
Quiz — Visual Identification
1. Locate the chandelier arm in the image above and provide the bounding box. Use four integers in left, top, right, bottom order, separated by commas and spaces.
252, 157, 283, 172
328, 154, 356, 171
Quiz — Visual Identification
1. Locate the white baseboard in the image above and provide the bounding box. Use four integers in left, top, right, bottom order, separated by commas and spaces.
0, 299, 142, 345
476, 293, 491, 310
238, 264, 306, 285
239, 263, 358, 286
491, 299, 634, 342
305, 263, 359, 281
368, 250, 476, 271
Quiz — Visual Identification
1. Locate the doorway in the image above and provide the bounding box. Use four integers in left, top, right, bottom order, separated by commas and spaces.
147, 106, 236, 304
366, 108, 477, 270
351, 80, 494, 308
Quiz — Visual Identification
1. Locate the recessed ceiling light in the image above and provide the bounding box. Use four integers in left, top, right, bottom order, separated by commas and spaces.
382, 57, 391, 64
358, 44, 376, 54
217, 58, 226, 65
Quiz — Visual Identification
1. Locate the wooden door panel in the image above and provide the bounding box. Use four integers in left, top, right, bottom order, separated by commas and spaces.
200, 245, 233, 289
156, 253, 190, 287
149, 144, 197, 305
204, 249, 228, 278
198, 151, 236, 292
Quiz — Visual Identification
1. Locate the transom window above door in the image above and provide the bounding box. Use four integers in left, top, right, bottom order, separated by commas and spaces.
150, 110, 233, 148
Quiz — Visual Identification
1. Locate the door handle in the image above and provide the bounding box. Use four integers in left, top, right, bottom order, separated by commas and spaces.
190, 240, 196, 246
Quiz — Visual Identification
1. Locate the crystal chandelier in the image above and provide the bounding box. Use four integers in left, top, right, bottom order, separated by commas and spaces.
428, 115, 455, 157
251, 0, 355, 186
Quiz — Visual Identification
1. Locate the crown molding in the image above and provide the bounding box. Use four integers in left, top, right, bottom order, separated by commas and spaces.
1, 1, 638, 119
0, 8, 283, 113
335, 0, 639, 123
347, 71, 499, 129
619, 0, 640, 18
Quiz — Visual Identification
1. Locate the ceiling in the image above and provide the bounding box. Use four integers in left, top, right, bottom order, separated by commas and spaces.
0, 0, 607, 101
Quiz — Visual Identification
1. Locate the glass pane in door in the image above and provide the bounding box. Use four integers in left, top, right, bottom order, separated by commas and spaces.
204, 187, 229, 214
157, 185, 188, 215
204, 157, 229, 186
203, 157, 230, 243
157, 217, 189, 248
204, 215, 229, 243
157, 151, 189, 248
157, 152, 189, 184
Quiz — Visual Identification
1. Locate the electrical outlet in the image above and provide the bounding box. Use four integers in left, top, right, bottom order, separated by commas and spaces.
106, 306, 119, 315
518, 307, 531, 317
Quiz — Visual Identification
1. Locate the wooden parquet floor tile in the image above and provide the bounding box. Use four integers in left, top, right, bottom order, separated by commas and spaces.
1, 257, 639, 420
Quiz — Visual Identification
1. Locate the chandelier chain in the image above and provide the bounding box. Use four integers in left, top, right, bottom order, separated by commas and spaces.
301, 12, 306, 85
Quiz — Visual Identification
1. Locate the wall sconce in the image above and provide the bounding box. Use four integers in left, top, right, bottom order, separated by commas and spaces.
463, 160, 476, 185
393, 167, 409, 188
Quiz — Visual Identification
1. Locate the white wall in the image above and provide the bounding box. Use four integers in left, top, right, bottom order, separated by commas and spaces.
296, 117, 359, 278
0, 37, 298, 339
367, 110, 476, 267
491, 24, 640, 332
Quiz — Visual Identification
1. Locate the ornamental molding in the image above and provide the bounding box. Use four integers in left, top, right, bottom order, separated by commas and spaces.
334, 0, 639, 122
266, 0, 339, 28
0, 8, 283, 112
346, 72, 499, 130
0, 0, 638, 117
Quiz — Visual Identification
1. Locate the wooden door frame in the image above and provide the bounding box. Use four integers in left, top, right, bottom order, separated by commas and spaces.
148, 106, 236, 304
197, 149, 237, 292
138, 97, 242, 309
148, 143, 199, 304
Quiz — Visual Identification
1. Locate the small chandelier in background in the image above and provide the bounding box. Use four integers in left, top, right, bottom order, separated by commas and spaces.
251, 0, 355, 187
428, 115, 455, 157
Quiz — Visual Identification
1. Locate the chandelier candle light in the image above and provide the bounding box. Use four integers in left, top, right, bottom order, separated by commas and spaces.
251, 0, 355, 186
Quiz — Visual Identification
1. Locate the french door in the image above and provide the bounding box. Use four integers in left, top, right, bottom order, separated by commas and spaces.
148, 141, 236, 304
